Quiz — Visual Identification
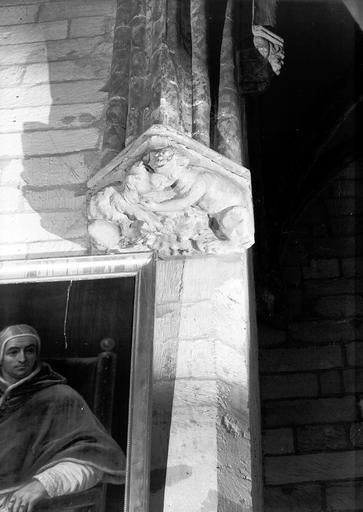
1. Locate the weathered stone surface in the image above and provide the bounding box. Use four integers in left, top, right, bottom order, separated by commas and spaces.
303, 278, 357, 297
0, 81, 107, 109
263, 428, 294, 455
346, 342, 363, 367
23, 59, 110, 85
0, 153, 97, 187
0, 37, 113, 66
155, 259, 184, 304
349, 422, 363, 447
265, 450, 363, 484
0, 65, 25, 88
342, 257, 363, 278
0, 239, 87, 260
259, 345, 342, 373
263, 396, 357, 427
320, 370, 342, 395
326, 481, 363, 511
260, 373, 318, 400
70, 16, 111, 38
258, 324, 287, 347
302, 259, 339, 279
39, 0, 115, 22
0, 104, 105, 134
0, 4, 39, 26
0, 211, 86, 244
296, 424, 348, 452
0, 128, 100, 157
313, 295, 363, 319
0, 21, 68, 46
264, 484, 322, 512
288, 319, 357, 344
324, 197, 357, 216
343, 369, 363, 393
0, 187, 85, 213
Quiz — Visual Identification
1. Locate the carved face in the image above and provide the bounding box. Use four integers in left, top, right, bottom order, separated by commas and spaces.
150, 147, 175, 169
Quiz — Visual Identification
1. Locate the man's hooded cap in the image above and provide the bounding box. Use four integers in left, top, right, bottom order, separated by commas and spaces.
0, 324, 41, 364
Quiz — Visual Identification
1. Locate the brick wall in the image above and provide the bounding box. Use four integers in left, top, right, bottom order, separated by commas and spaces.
0, 0, 116, 259
260, 161, 362, 511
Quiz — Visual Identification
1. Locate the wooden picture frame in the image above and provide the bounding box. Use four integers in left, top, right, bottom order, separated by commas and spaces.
0, 251, 156, 512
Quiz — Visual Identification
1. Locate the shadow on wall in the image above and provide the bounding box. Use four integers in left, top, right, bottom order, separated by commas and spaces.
15, 8, 115, 255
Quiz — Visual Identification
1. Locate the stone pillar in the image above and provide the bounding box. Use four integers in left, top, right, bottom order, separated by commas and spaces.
88, 0, 262, 510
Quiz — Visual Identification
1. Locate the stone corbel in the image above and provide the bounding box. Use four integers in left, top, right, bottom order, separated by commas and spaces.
87, 126, 254, 257
252, 25, 284, 75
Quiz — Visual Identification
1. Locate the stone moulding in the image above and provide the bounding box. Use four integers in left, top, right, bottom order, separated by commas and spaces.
87, 125, 255, 257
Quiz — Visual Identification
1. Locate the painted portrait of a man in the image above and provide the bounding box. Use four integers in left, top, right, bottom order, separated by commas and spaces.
0, 324, 126, 512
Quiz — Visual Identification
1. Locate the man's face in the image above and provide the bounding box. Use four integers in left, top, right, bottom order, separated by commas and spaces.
1, 337, 38, 384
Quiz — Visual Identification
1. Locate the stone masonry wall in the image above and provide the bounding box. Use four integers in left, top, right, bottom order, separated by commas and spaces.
260, 161, 362, 511
0, 0, 116, 259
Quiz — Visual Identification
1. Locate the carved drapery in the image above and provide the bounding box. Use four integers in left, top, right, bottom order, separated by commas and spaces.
101, 0, 283, 168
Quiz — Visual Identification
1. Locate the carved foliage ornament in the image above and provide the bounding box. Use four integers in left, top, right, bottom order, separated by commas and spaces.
252, 25, 285, 75
87, 128, 254, 257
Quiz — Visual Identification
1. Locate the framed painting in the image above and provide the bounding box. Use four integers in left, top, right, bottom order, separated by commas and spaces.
0, 252, 155, 512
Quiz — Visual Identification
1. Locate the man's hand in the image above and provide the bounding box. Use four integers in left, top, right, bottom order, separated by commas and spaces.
7, 480, 48, 512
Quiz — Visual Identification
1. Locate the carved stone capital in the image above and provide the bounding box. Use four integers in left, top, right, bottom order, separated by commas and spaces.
252, 25, 285, 75
87, 126, 254, 257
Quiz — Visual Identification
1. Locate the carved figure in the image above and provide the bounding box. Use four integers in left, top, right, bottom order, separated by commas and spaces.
143, 147, 253, 247
252, 25, 285, 75
88, 146, 253, 255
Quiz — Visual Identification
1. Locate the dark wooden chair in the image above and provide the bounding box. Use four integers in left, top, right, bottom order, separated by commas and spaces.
34, 338, 118, 512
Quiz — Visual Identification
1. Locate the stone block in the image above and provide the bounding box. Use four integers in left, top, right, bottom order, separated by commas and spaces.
0, 65, 25, 88
155, 259, 184, 304
0, 37, 113, 66
70, 16, 109, 38
0, 153, 96, 187
179, 301, 215, 339
39, 0, 116, 22
0, 211, 86, 244
296, 424, 348, 452
326, 481, 363, 511
302, 259, 339, 280
343, 369, 363, 393
259, 345, 342, 373
176, 338, 217, 381
0, 5, 39, 26
260, 373, 318, 400
264, 484, 322, 512
313, 295, 363, 319
283, 265, 302, 286
310, 235, 358, 259
265, 450, 363, 484
324, 197, 357, 216
258, 324, 287, 347
0, 187, 85, 213
346, 342, 363, 367
0, 21, 67, 46
0, 81, 107, 109
303, 278, 356, 298
23, 59, 110, 85
215, 339, 247, 386
331, 216, 360, 236
320, 370, 342, 395
181, 254, 244, 303
0, 239, 87, 260
0, 104, 105, 134
263, 396, 357, 427
154, 303, 181, 343
349, 422, 363, 447
342, 257, 363, 278
288, 319, 357, 344
262, 428, 294, 455
1, 128, 100, 158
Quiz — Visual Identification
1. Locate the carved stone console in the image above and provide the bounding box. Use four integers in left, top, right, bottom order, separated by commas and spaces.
87, 126, 254, 257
